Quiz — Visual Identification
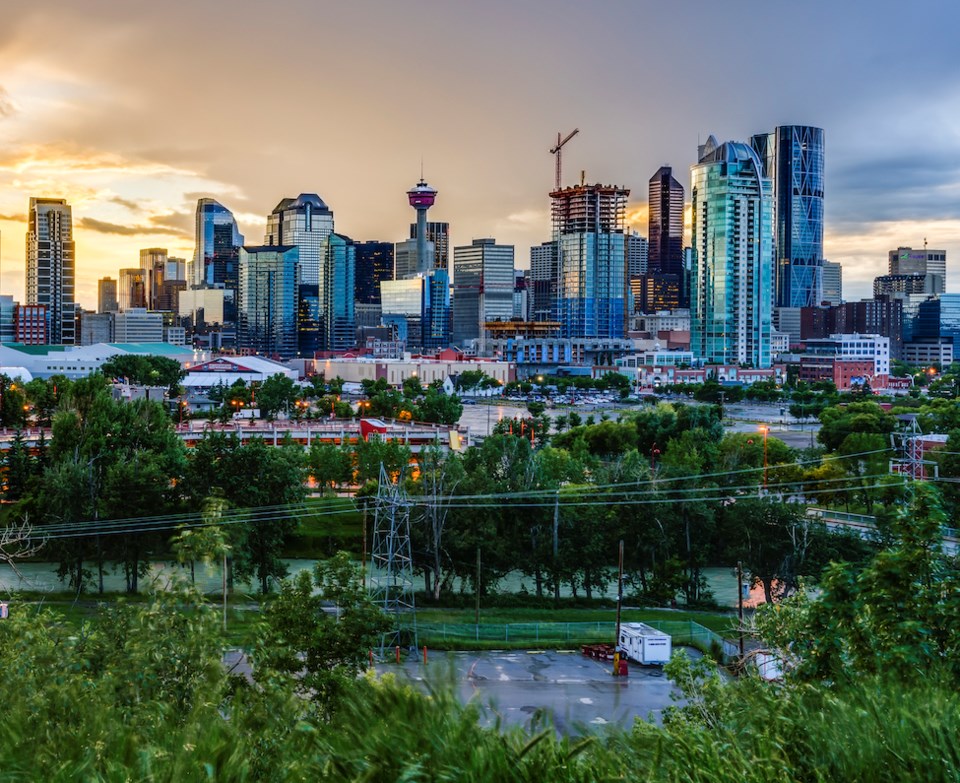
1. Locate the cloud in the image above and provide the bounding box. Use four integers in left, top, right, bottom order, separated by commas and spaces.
0, 212, 26, 222
78, 216, 179, 237
109, 196, 139, 211
0, 86, 15, 119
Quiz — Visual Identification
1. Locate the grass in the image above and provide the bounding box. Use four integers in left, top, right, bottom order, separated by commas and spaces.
416, 606, 737, 636
283, 496, 363, 558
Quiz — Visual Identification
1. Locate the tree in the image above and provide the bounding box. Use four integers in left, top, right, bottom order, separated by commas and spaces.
308, 442, 354, 491
100, 354, 185, 396
410, 444, 465, 600
720, 498, 823, 604
757, 483, 960, 683
416, 387, 463, 425
254, 552, 389, 715
257, 373, 298, 420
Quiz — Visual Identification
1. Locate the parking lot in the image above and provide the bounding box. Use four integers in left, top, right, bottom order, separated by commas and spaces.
387, 648, 694, 733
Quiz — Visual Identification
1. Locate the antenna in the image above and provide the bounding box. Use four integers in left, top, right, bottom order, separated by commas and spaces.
549, 128, 580, 191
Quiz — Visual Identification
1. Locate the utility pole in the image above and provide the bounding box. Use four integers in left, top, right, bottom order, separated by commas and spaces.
615, 539, 624, 646
552, 489, 560, 603
737, 561, 745, 660
475, 546, 481, 625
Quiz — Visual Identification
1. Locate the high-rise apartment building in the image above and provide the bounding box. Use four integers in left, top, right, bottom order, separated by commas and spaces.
647, 166, 685, 309
452, 238, 515, 347
551, 183, 628, 339
264, 194, 335, 355
98, 277, 119, 313
354, 241, 394, 304
625, 232, 649, 278
25, 197, 75, 344
690, 136, 773, 368
237, 245, 299, 358
821, 260, 842, 305
323, 233, 356, 352
751, 126, 824, 309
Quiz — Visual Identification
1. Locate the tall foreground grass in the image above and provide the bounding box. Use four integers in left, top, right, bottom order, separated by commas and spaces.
0, 666, 954, 781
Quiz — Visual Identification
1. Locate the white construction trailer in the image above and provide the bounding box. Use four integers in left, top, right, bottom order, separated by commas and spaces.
617, 622, 672, 665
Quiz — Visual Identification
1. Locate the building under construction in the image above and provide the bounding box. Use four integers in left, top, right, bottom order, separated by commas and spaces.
550, 183, 630, 339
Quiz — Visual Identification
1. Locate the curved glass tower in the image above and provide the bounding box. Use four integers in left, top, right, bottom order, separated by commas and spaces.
192, 199, 244, 291
751, 126, 824, 308
690, 136, 773, 368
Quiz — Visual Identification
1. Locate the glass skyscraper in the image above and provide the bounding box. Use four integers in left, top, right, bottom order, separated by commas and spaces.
751, 126, 824, 309
323, 233, 356, 352
237, 245, 299, 358
26, 197, 75, 345
690, 136, 773, 368
192, 199, 244, 295
647, 166, 686, 309
452, 238, 515, 347
551, 184, 629, 339
264, 194, 335, 355
354, 241, 394, 305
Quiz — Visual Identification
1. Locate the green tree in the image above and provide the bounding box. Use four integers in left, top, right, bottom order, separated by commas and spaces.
308, 442, 354, 491
255, 552, 389, 716
757, 483, 960, 683
257, 373, 298, 420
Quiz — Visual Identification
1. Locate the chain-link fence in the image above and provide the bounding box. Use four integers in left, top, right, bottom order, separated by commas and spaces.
414, 619, 730, 657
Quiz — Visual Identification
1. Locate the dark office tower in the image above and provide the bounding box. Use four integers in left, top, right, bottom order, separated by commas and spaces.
354, 241, 394, 304
192, 198, 244, 320
648, 167, 684, 275
751, 126, 825, 309
26, 197, 75, 345
409, 220, 449, 272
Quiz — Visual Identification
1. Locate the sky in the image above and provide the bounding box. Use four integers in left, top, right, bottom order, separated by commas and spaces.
0, 0, 958, 309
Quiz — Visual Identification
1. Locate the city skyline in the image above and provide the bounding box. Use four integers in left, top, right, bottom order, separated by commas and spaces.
0, 0, 957, 309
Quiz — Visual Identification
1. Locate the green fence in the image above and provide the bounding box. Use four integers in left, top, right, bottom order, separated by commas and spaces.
414, 619, 728, 654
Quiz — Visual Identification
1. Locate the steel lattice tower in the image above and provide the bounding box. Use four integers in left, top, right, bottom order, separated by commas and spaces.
370, 463, 417, 654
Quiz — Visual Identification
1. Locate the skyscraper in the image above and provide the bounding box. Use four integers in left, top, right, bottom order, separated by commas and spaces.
647, 166, 685, 308
529, 241, 557, 322
323, 233, 356, 352
25, 197, 75, 344
139, 247, 167, 310
452, 238, 515, 347
237, 245, 299, 358
98, 277, 119, 313
690, 136, 773, 368
551, 183, 629, 339
821, 259, 842, 305
119, 268, 148, 311
265, 194, 335, 355
751, 126, 824, 309
354, 241, 394, 304
409, 220, 449, 272
192, 199, 244, 293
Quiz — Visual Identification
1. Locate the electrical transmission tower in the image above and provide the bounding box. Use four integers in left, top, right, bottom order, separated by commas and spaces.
370, 463, 417, 655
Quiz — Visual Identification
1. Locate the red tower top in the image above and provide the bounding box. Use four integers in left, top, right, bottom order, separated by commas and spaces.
407, 178, 437, 209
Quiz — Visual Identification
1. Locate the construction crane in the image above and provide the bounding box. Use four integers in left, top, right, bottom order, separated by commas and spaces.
550, 128, 579, 190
